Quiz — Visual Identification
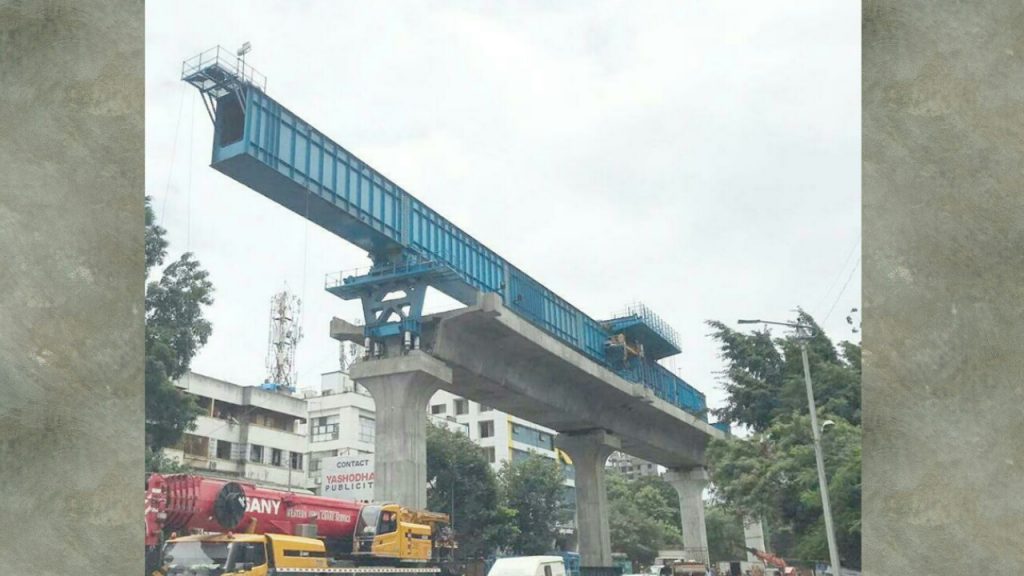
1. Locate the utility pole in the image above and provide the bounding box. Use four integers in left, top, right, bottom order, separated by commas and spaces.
738, 319, 842, 574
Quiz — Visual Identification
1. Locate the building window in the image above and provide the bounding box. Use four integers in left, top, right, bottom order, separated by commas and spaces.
479, 420, 494, 439
430, 404, 446, 415
359, 416, 375, 443
511, 423, 555, 451
454, 398, 468, 415
271, 448, 283, 467
478, 404, 492, 412
561, 485, 576, 508
482, 447, 495, 463
310, 450, 337, 473
290, 452, 303, 470
312, 423, 340, 443
250, 444, 264, 463
216, 440, 232, 460
182, 434, 208, 457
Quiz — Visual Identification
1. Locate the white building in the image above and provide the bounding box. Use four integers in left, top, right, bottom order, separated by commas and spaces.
428, 390, 577, 544
606, 451, 661, 481
301, 371, 377, 491
301, 371, 469, 492
166, 372, 309, 490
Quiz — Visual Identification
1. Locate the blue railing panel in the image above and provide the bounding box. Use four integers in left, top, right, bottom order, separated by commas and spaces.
242, 91, 404, 243
408, 198, 504, 296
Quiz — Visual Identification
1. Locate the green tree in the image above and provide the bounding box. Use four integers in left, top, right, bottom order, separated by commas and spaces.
708, 415, 861, 569
498, 452, 565, 555
704, 504, 746, 564
606, 471, 683, 569
706, 311, 861, 569
706, 311, 860, 431
145, 196, 214, 470
426, 421, 518, 558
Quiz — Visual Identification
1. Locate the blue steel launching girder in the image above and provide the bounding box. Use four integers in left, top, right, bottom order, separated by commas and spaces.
182, 48, 708, 418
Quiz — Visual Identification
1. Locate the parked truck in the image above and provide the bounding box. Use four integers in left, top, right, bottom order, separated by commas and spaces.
145, 474, 456, 576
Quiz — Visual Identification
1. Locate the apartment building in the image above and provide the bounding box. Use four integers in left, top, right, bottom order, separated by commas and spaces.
166, 372, 309, 490
301, 371, 468, 493
301, 371, 377, 491
606, 451, 661, 481
428, 390, 577, 544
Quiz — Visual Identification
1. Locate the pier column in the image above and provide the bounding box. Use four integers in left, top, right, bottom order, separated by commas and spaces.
665, 467, 710, 565
555, 430, 620, 568
351, 351, 451, 510
743, 516, 767, 563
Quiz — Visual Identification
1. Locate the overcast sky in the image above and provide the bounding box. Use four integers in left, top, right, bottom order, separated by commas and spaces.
146, 1, 860, 414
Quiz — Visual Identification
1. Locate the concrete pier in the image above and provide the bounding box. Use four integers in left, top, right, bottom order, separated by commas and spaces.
743, 516, 766, 563
665, 467, 710, 565
556, 430, 621, 567
350, 351, 452, 510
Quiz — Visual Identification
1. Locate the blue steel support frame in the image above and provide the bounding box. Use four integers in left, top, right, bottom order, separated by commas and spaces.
183, 53, 707, 418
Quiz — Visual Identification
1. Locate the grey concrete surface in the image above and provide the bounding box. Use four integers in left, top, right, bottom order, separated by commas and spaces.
556, 430, 620, 567
664, 468, 710, 566
341, 292, 721, 566
0, 1, 143, 574
863, 1, 1024, 572
387, 292, 724, 469
742, 517, 766, 564
351, 352, 453, 510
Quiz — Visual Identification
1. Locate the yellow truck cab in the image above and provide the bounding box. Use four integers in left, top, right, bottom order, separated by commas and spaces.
158, 532, 328, 576
155, 505, 454, 576
354, 503, 443, 561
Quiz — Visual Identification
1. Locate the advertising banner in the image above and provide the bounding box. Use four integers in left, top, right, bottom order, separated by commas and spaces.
320, 455, 375, 501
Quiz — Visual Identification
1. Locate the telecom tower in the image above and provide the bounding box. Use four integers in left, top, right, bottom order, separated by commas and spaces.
263, 288, 302, 394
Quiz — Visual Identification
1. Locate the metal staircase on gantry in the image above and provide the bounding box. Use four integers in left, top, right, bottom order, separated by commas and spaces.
182, 46, 708, 419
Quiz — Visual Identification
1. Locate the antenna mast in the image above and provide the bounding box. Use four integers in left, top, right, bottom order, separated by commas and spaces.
265, 287, 302, 393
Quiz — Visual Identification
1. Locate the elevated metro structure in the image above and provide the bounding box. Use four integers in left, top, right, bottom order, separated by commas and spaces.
182, 47, 724, 566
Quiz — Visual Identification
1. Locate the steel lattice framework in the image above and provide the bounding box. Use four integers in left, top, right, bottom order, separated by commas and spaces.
183, 48, 707, 417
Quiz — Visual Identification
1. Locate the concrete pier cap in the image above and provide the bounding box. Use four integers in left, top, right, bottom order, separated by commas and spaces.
664, 467, 711, 565
555, 429, 621, 568
350, 351, 452, 510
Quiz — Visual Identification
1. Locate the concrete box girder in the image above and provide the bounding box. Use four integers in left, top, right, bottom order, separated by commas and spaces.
415, 294, 723, 469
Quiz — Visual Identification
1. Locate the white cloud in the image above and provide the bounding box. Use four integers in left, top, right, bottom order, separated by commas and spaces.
146, 0, 861, 413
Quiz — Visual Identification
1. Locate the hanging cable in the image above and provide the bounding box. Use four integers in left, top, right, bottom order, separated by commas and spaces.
823, 256, 861, 324
160, 83, 188, 223
813, 237, 859, 319
301, 187, 311, 304
297, 184, 312, 389
187, 91, 196, 251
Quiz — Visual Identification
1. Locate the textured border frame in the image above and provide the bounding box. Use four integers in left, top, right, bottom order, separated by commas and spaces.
863, 1, 1024, 572
1, 0, 1021, 573
0, 1, 143, 574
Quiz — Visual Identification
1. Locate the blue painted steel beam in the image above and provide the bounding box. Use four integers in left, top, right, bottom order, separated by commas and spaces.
184, 56, 708, 418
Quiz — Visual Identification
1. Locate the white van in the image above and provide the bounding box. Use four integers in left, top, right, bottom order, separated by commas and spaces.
488, 556, 568, 576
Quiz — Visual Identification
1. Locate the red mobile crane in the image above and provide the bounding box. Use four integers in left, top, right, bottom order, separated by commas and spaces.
145, 474, 454, 576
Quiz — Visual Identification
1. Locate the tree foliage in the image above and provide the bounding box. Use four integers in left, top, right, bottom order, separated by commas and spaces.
145, 197, 214, 467
706, 311, 861, 569
704, 503, 746, 564
426, 422, 518, 559
498, 453, 566, 555
606, 471, 683, 568
707, 311, 860, 432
